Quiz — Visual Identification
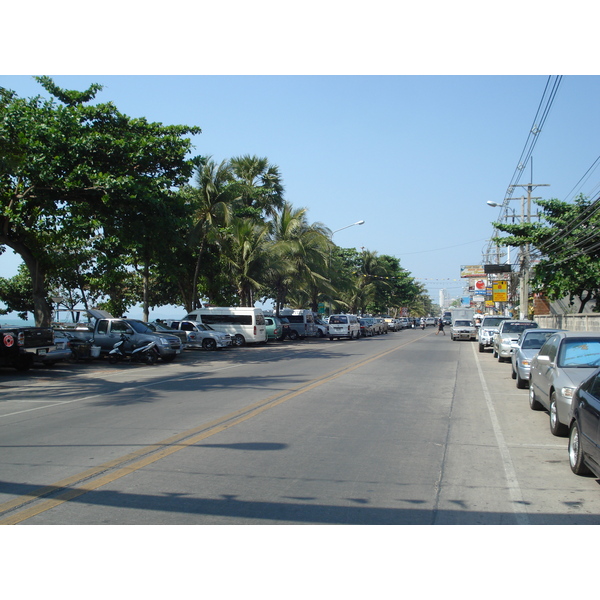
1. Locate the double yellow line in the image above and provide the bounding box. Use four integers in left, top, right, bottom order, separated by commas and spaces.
0, 336, 419, 524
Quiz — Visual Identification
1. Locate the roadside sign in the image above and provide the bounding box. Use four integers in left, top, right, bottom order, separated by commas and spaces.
492, 280, 508, 302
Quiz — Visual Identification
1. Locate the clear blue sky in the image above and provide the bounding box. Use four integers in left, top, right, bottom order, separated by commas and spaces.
2, 6, 599, 318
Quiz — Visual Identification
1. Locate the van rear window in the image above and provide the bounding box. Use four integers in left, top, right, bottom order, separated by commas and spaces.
330, 316, 348, 324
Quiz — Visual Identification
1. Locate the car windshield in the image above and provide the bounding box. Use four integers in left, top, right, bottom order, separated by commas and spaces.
129, 320, 154, 334
503, 322, 538, 333
521, 332, 555, 349
558, 339, 600, 368
483, 318, 507, 327
454, 320, 472, 326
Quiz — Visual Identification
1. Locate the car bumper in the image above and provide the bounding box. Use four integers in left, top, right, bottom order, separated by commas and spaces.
498, 345, 513, 357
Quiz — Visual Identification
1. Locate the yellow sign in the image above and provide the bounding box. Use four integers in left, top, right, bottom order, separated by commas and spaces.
492, 280, 508, 302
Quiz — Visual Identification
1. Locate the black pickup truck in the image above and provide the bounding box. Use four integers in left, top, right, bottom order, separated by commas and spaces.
0, 325, 55, 371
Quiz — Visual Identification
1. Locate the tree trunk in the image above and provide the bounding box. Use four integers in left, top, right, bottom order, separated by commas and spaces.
0, 238, 53, 326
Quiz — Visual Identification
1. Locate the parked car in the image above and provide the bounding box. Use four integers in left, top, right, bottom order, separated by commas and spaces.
397, 317, 410, 330
478, 315, 511, 353
425, 317, 436, 327
362, 317, 382, 335
164, 320, 232, 350
40, 330, 77, 366
359, 319, 374, 337
376, 318, 389, 334
511, 328, 563, 388
492, 320, 538, 362
327, 314, 361, 340
384, 317, 399, 332
529, 331, 600, 436
450, 319, 477, 341
264, 316, 288, 341
314, 317, 328, 338
148, 321, 188, 346
568, 367, 600, 478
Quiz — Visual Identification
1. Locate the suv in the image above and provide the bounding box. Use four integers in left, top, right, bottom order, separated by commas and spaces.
478, 316, 511, 353
492, 320, 538, 362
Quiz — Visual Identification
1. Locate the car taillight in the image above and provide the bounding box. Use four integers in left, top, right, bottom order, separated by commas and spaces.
18, 332, 25, 346
254, 325, 257, 336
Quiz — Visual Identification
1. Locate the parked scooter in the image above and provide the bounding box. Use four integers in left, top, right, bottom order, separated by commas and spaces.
108, 333, 159, 365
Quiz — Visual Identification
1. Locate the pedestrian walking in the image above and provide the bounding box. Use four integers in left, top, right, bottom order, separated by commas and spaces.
436, 319, 445, 336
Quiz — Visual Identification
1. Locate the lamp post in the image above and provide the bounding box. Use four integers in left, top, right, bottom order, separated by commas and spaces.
331, 220, 365, 237
328, 220, 365, 314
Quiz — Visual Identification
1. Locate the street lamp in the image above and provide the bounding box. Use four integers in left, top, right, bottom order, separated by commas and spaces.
331, 220, 365, 236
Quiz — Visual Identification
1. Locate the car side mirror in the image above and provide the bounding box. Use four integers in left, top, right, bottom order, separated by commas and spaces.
536, 355, 550, 364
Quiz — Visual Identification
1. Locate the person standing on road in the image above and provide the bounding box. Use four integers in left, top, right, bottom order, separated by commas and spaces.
436, 319, 445, 336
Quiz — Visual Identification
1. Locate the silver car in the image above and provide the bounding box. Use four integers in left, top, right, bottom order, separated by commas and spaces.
492, 320, 538, 362
511, 328, 563, 389
450, 319, 477, 341
529, 331, 600, 436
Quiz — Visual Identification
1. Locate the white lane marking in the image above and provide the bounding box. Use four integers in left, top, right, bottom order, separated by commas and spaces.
471, 343, 530, 525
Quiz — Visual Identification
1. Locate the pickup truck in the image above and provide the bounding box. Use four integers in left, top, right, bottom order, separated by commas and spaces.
0, 325, 55, 371
59, 309, 183, 362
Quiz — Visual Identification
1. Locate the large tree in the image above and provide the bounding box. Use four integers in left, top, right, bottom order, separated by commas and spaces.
493, 195, 600, 313
0, 77, 200, 325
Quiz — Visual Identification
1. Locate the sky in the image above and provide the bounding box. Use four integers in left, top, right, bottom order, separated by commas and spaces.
2, 5, 599, 320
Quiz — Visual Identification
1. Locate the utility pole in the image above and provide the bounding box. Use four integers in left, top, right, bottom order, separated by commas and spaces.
510, 183, 549, 319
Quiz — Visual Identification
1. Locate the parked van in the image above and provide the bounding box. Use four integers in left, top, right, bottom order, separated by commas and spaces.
327, 314, 361, 340
184, 307, 267, 346
279, 309, 316, 339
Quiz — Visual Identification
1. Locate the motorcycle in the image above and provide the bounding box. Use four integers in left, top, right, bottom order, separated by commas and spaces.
421, 320, 426, 330
108, 333, 159, 365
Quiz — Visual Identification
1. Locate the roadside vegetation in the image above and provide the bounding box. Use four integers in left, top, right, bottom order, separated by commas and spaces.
1, 78, 433, 325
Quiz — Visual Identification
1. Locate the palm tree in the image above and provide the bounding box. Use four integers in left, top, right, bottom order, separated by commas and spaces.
264, 202, 332, 314
229, 155, 285, 218
225, 218, 270, 306
187, 158, 234, 309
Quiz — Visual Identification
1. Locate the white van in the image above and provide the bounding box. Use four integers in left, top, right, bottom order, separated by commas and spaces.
327, 314, 361, 340
279, 309, 317, 338
184, 307, 267, 346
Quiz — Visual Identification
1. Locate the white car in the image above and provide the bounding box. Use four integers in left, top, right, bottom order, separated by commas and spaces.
492, 320, 538, 362
327, 314, 361, 340
165, 320, 232, 350
450, 319, 478, 341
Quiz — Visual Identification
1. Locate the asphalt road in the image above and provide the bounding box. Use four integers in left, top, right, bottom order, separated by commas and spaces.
1, 326, 600, 525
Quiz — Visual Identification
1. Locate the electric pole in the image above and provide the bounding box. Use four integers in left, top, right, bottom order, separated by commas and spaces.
510, 183, 549, 319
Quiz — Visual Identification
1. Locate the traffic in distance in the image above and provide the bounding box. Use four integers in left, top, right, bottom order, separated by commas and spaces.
3, 304, 600, 485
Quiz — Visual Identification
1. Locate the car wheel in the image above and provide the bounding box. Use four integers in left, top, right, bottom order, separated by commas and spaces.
329, 337, 334, 341
549, 392, 569, 437
233, 334, 246, 347
288, 330, 299, 341
569, 421, 593, 476
202, 338, 217, 351
316, 329, 324, 338
511, 367, 517, 379
529, 386, 544, 411
478, 343, 485, 353
516, 372, 528, 389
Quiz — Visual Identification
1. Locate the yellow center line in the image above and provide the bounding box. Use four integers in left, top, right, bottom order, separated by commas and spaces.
0, 335, 421, 525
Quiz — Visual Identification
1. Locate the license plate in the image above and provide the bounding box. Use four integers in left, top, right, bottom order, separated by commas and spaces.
37, 348, 48, 355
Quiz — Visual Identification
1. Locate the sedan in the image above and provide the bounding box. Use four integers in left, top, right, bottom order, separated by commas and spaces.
529, 331, 600, 436
493, 320, 538, 362
359, 319, 374, 337
511, 328, 563, 389
568, 367, 600, 478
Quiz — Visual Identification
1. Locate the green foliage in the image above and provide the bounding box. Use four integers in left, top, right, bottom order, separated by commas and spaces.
493, 195, 600, 312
